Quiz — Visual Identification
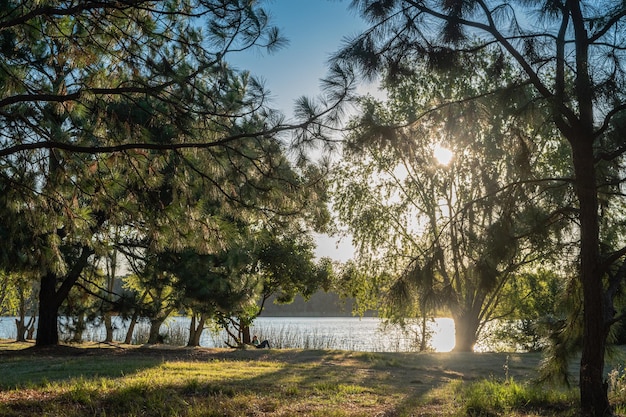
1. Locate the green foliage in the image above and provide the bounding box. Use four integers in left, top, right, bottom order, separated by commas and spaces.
334, 1, 626, 412
332, 49, 568, 351
484, 269, 564, 352
0, 1, 335, 346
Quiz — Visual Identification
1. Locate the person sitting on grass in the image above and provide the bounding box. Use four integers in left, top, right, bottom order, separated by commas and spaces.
252, 335, 270, 349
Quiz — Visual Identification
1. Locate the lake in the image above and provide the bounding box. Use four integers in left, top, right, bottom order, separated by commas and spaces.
0, 316, 457, 352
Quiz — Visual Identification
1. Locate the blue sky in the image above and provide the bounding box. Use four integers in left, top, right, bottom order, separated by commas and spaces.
229, 0, 366, 262
230, 0, 366, 117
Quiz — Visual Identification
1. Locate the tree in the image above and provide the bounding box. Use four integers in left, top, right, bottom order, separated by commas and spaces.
162, 245, 258, 347
333, 52, 564, 352
234, 228, 335, 344
0, 1, 345, 347
169, 226, 334, 348
124, 254, 184, 345
0, 271, 38, 341
333, 1, 626, 414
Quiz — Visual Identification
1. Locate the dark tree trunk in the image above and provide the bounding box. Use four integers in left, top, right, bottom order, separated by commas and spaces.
572, 139, 612, 416
187, 312, 208, 347
565, 2, 612, 413
148, 317, 165, 344
35, 272, 61, 346
241, 323, 251, 345
124, 314, 139, 344
35, 247, 93, 347
124, 291, 148, 344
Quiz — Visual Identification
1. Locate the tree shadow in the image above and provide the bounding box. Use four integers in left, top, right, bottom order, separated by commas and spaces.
0, 345, 595, 416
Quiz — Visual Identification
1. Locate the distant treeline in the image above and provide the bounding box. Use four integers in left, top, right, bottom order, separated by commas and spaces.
261, 291, 376, 317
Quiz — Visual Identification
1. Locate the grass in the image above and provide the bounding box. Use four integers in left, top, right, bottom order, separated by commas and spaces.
1, 340, 625, 416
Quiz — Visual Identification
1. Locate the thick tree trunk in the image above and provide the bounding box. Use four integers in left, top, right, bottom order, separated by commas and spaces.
147, 307, 176, 344
35, 247, 93, 347
452, 311, 479, 352
15, 319, 26, 342
36, 272, 61, 346
241, 323, 251, 345
572, 140, 612, 416
148, 318, 165, 344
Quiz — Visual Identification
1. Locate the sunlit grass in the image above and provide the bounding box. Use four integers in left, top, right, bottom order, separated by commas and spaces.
1, 344, 625, 416
0, 348, 393, 416
422, 378, 579, 417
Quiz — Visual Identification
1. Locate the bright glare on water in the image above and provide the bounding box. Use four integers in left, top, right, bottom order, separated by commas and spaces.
0, 316, 460, 352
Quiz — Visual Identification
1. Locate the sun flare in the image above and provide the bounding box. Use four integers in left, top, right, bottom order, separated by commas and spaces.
433, 145, 454, 165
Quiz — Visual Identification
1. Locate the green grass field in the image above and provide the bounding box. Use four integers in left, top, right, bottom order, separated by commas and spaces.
1, 340, 625, 416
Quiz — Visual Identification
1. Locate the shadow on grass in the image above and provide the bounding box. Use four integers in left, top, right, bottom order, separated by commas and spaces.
0, 345, 165, 390
0, 344, 610, 416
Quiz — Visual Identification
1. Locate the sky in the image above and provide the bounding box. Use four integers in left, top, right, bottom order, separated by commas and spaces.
230, 0, 366, 117
229, 0, 370, 262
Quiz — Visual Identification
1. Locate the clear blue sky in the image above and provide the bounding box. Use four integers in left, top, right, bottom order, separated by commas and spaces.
229, 0, 366, 262
229, 0, 366, 117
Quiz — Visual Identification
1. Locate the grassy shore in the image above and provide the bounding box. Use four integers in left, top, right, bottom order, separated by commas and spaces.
1, 340, 625, 416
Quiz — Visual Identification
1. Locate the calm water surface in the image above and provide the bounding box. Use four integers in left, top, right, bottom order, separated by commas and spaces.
0, 316, 457, 352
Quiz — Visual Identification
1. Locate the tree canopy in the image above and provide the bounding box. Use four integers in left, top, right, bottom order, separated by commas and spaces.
332, 1, 626, 415
0, 1, 344, 347
333, 50, 570, 352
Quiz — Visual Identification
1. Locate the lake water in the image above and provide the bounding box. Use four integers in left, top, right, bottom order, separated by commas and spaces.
0, 316, 457, 352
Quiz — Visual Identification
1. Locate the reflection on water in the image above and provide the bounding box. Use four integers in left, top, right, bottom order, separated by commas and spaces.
250, 317, 456, 352
0, 316, 458, 352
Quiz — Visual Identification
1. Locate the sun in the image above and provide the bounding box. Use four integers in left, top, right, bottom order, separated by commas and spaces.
433, 144, 454, 165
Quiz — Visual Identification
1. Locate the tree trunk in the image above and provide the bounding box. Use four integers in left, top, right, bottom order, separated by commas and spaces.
452, 311, 479, 352
35, 272, 61, 346
35, 247, 93, 347
572, 140, 612, 416
15, 318, 27, 342
103, 247, 117, 343
148, 317, 166, 344
241, 323, 251, 345
104, 312, 114, 343
147, 306, 176, 344
26, 319, 36, 340
419, 315, 428, 352
70, 315, 86, 343
187, 312, 208, 347
564, 2, 612, 413
15, 309, 35, 342
124, 291, 148, 344
124, 314, 139, 344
